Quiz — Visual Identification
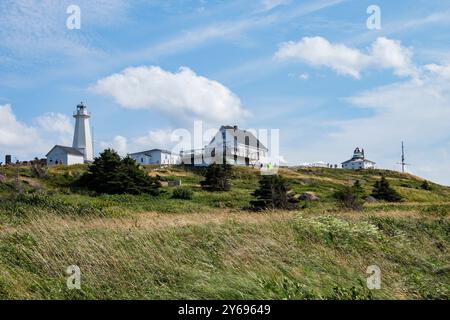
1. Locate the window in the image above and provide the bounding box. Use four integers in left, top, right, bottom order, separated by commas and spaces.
141, 158, 144, 163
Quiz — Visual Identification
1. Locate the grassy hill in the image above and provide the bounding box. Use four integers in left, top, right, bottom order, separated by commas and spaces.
0, 164, 448, 299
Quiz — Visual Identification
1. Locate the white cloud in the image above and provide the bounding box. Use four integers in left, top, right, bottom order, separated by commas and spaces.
0, 0, 129, 64
36, 113, 73, 135
132, 130, 178, 151
276, 36, 371, 78
124, 0, 345, 63
100, 129, 184, 156
92, 66, 250, 124
288, 72, 309, 80
276, 36, 415, 79
100, 135, 128, 156
299, 73, 310, 80
0, 104, 37, 147
262, 0, 291, 11
370, 37, 416, 77
0, 105, 74, 161
424, 63, 450, 79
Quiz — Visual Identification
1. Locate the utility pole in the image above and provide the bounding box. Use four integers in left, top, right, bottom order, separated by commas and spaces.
401, 142, 405, 173
397, 141, 410, 173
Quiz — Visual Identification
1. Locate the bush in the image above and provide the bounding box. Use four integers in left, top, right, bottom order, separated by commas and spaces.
420, 180, 433, 191
371, 176, 403, 202
250, 174, 297, 210
200, 163, 232, 192
77, 149, 161, 195
171, 188, 194, 200
333, 180, 365, 211
30, 158, 48, 179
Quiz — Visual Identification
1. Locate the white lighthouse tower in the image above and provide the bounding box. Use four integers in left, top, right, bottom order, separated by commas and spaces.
72, 102, 93, 162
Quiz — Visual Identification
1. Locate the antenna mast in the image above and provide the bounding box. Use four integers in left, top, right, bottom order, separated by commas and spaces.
397, 141, 410, 173
401, 142, 405, 173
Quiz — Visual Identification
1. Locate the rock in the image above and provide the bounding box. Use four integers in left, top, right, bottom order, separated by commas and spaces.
299, 192, 320, 201
168, 180, 182, 187
365, 196, 377, 203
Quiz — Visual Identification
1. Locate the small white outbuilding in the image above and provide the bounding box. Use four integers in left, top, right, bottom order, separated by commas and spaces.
46, 145, 85, 166
128, 149, 180, 165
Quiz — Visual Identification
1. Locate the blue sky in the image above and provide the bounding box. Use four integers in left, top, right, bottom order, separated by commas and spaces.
1, 0, 450, 184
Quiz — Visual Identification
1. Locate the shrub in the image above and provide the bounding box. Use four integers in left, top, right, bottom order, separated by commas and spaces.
371, 176, 403, 202
333, 180, 365, 211
171, 188, 194, 200
77, 149, 161, 195
250, 174, 297, 210
420, 180, 433, 191
30, 158, 48, 179
200, 163, 232, 192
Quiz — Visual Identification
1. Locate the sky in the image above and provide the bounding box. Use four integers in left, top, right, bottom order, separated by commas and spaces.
0, 0, 450, 185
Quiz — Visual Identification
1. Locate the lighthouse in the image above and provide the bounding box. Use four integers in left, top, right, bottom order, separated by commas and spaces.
72, 102, 93, 162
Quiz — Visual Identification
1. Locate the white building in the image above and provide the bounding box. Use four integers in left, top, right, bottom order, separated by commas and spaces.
341, 147, 376, 170
180, 125, 269, 167
46, 102, 94, 166
46, 145, 85, 166
128, 149, 180, 165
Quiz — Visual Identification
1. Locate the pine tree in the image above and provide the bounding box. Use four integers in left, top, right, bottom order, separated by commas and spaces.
250, 175, 297, 210
371, 176, 403, 202
352, 180, 365, 197
79, 149, 161, 195
200, 163, 232, 191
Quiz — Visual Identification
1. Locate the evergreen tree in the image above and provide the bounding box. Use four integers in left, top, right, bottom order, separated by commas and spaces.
352, 180, 365, 198
79, 149, 161, 195
250, 174, 297, 210
371, 176, 403, 202
200, 163, 232, 191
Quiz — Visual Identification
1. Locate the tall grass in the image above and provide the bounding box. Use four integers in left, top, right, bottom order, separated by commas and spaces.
0, 210, 448, 299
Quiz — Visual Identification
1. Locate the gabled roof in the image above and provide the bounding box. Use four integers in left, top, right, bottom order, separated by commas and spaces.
209, 125, 269, 151
341, 158, 376, 165
128, 149, 176, 156
46, 145, 84, 157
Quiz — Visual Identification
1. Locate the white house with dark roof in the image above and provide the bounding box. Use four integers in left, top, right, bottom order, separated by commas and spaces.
46, 145, 85, 166
341, 147, 376, 170
180, 125, 269, 167
128, 149, 180, 165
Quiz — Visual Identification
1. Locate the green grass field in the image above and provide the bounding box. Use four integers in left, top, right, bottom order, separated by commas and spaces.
0, 164, 448, 299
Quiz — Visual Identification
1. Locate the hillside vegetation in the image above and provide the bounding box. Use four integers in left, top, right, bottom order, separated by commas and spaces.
0, 164, 449, 299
